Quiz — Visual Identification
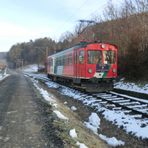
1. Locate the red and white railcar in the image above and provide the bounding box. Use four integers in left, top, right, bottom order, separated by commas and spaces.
47, 41, 117, 92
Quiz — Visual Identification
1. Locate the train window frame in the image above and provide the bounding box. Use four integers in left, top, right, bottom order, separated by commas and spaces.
87, 50, 102, 64
103, 50, 116, 64
79, 50, 84, 64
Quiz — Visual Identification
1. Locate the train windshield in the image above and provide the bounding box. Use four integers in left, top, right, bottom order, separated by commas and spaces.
88, 50, 102, 64
88, 50, 116, 64
103, 50, 116, 64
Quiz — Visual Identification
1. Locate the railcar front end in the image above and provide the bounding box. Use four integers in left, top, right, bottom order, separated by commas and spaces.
77, 43, 117, 92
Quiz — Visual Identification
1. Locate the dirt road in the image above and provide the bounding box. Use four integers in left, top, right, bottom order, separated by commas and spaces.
0, 73, 63, 148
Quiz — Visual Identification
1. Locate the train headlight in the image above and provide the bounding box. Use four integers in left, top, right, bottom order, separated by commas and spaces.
101, 44, 106, 48
88, 68, 92, 74
112, 68, 116, 73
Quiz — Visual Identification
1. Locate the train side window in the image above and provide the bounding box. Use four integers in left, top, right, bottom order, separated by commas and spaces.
79, 50, 84, 64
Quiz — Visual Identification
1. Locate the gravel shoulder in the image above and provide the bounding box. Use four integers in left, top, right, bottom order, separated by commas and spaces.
0, 73, 63, 148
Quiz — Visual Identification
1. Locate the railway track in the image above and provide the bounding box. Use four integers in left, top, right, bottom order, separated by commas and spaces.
25, 73, 148, 119
92, 91, 148, 119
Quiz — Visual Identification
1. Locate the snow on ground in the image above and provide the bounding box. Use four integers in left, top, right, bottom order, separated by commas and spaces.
64, 101, 68, 105
110, 91, 148, 104
23, 64, 38, 73
53, 110, 69, 120
32, 78, 56, 105
114, 79, 148, 94
27, 76, 69, 121
43, 80, 148, 139
69, 129, 88, 148
99, 134, 125, 147
27, 76, 89, 147
84, 112, 100, 135
76, 141, 88, 148
25, 73, 148, 140
71, 106, 77, 111
84, 112, 125, 147
69, 129, 77, 138
102, 109, 148, 139
0, 68, 10, 81
45, 81, 59, 89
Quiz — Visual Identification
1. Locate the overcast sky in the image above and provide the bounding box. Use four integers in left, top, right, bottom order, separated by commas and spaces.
0, 0, 121, 52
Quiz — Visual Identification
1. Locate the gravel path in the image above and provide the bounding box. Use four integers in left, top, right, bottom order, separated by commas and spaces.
0, 73, 63, 148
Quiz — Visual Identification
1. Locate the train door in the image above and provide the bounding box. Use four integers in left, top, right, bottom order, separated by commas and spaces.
76, 48, 86, 78
74, 50, 78, 78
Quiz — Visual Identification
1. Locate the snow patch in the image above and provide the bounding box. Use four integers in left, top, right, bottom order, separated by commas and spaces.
84, 113, 125, 147
23, 64, 38, 73
115, 80, 148, 95
76, 141, 88, 148
71, 106, 77, 111
99, 134, 125, 147
64, 101, 68, 105
52, 103, 58, 108
53, 110, 69, 120
32, 79, 56, 105
45, 81, 59, 89
84, 112, 100, 134
69, 129, 77, 138
102, 109, 148, 139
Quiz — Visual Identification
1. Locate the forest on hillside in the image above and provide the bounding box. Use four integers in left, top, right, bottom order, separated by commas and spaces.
7, 0, 148, 80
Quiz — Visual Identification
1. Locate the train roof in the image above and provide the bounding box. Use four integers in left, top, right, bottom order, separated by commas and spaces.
48, 41, 117, 58
48, 41, 88, 58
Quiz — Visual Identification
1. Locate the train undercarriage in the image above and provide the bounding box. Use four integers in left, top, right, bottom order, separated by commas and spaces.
47, 74, 114, 92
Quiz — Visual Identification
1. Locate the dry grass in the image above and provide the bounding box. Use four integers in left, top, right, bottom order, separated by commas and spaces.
34, 79, 108, 147
48, 90, 107, 148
